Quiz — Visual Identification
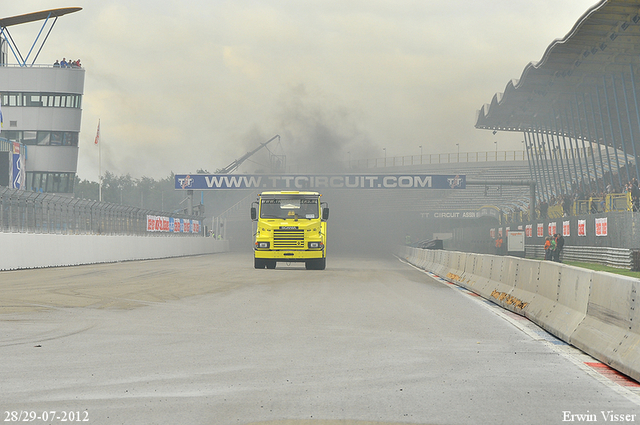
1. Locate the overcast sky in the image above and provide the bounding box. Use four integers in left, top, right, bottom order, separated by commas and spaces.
4, 0, 599, 180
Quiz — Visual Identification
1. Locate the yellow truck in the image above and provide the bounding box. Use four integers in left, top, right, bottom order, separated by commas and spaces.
251, 191, 329, 270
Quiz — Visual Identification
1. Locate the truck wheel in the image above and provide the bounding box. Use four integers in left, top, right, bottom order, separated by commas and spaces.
254, 258, 266, 269
266, 260, 276, 269
305, 258, 326, 270
317, 258, 326, 270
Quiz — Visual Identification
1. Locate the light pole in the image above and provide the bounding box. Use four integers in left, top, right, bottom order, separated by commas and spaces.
456, 143, 459, 162
383, 148, 386, 167
494, 141, 498, 160
419, 145, 423, 165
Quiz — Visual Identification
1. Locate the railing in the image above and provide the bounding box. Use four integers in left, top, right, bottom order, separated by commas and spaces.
287, 150, 527, 172
0, 63, 83, 69
347, 150, 526, 169
0, 187, 202, 236
503, 193, 633, 224
525, 245, 634, 269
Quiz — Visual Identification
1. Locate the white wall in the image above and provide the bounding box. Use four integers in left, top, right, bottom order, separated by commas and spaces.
0, 234, 229, 270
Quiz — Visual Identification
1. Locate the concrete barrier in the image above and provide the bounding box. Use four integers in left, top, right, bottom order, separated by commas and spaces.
522, 260, 561, 328
571, 271, 640, 382
0, 233, 229, 270
470, 254, 495, 298
398, 247, 640, 383
553, 265, 591, 342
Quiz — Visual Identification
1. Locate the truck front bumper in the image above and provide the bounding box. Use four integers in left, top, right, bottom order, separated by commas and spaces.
254, 249, 325, 262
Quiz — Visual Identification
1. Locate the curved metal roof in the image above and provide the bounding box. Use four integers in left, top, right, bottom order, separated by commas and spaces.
0, 8, 82, 28
476, 0, 640, 144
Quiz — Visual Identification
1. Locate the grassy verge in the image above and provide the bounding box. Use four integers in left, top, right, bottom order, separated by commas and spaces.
564, 261, 640, 279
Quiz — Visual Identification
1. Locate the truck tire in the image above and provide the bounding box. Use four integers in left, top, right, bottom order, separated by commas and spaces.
254, 258, 266, 269
305, 258, 326, 270
266, 260, 277, 269
318, 257, 326, 270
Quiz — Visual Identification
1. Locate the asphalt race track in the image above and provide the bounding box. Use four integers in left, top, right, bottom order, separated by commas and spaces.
2, 252, 639, 424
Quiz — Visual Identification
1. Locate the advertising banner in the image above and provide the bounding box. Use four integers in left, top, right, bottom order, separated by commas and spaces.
548, 222, 556, 236
175, 173, 466, 190
10, 142, 24, 190
147, 215, 201, 234
420, 206, 500, 219
525, 224, 532, 237
537, 223, 544, 237
595, 217, 607, 236
563, 220, 570, 237
578, 219, 586, 236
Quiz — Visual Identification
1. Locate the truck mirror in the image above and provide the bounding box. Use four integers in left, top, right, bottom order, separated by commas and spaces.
322, 207, 329, 220
251, 207, 257, 220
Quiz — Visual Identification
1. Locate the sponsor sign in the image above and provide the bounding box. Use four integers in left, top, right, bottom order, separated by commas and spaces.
525, 224, 532, 237
548, 222, 556, 236
175, 174, 466, 190
537, 223, 544, 237
578, 219, 586, 236
595, 217, 607, 237
147, 215, 201, 234
490, 228, 495, 239
420, 206, 500, 219
10, 142, 24, 190
563, 221, 570, 237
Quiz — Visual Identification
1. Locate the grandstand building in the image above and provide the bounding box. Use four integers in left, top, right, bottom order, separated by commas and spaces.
476, 0, 640, 203
0, 8, 84, 195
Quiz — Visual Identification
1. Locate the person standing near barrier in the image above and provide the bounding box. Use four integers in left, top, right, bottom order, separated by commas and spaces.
544, 237, 552, 260
553, 233, 565, 262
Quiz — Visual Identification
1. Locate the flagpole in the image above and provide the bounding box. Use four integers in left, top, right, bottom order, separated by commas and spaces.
95, 119, 102, 201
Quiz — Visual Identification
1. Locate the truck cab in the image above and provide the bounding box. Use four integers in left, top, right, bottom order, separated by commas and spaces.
251, 191, 329, 270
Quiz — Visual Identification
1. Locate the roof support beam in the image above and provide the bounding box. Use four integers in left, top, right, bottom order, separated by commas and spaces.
601, 76, 624, 188
594, 86, 616, 189
620, 72, 640, 183
611, 74, 631, 183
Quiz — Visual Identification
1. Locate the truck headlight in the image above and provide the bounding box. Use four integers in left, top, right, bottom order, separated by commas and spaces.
256, 242, 270, 248
308, 242, 322, 249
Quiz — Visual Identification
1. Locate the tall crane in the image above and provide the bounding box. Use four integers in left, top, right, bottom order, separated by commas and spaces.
186, 135, 281, 216
215, 135, 280, 174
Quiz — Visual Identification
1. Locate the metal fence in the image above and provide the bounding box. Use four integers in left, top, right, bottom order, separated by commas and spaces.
525, 245, 635, 270
286, 150, 528, 172
0, 187, 203, 236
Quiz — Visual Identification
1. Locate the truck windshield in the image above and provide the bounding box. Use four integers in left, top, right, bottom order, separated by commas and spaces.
260, 198, 319, 220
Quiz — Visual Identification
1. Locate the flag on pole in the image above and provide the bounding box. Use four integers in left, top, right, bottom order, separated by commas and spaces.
94, 119, 100, 145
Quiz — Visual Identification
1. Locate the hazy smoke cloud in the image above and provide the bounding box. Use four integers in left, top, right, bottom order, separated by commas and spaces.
269, 85, 379, 173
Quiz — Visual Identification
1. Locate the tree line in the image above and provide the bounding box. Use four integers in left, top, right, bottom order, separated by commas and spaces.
73, 171, 249, 217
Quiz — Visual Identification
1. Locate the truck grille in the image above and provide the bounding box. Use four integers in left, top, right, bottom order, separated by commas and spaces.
273, 229, 305, 249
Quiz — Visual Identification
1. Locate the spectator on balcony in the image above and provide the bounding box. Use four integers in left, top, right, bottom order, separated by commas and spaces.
631, 179, 640, 212
60, 58, 68, 68
539, 200, 548, 219
562, 195, 572, 217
